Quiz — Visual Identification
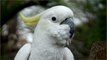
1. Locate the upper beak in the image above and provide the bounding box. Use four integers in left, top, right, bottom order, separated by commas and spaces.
60, 18, 75, 38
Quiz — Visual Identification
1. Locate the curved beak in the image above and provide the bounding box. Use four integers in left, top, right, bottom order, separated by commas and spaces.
60, 18, 75, 38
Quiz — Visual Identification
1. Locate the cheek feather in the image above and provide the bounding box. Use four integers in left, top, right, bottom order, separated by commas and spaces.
42, 21, 50, 31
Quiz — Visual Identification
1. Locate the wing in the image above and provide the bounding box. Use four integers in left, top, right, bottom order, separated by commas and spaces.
64, 48, 74, 60
14, 43, 31, 60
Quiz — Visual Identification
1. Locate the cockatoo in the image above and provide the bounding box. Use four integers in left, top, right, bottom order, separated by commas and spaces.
14, 5, 75, 60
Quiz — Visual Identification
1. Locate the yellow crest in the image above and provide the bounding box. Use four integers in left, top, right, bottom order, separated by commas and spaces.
19, 13, 40, 27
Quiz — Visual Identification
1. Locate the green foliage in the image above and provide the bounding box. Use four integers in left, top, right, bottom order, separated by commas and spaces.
74, 0, 106, 49
75, 20, 103, 48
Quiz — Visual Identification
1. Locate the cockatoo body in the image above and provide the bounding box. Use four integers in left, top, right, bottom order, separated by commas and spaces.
14, 6, 75, 60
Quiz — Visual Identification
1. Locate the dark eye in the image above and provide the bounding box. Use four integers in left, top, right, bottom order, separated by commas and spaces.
51, 17, 56, 21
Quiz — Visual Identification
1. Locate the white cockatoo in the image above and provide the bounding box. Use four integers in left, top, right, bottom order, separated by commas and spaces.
14, 5, 75, 60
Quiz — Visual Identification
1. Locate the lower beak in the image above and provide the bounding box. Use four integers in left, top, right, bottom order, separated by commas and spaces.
60, 18, 75, 38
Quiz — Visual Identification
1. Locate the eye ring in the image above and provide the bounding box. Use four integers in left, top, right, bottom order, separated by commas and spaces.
51, 17, 56, 21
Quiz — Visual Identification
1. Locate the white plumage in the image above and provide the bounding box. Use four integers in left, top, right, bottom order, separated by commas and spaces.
14, 5, 75, 60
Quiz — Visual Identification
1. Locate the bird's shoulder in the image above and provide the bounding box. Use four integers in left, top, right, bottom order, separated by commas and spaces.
63, 47, 74, 60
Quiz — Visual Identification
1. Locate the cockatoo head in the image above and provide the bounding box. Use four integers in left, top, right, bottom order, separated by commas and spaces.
20, 6, 75, 46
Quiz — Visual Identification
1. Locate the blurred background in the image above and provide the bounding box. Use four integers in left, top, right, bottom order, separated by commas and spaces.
0, 0, 106, 60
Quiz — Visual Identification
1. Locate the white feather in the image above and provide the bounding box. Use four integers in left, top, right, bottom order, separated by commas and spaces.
15, 5, 74, 60
14, 43, 31, 60
29, 6, 74, 60
64, 48, 74, 60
